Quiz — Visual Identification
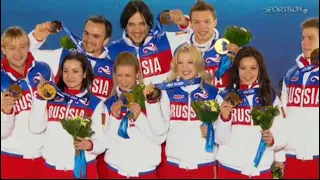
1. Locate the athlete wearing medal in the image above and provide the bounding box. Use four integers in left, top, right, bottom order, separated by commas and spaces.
29, 15, 114, 101
154, 1, 240, 177
281, 17, 319, 179
28, 52, 106, 178
216, 47, 287, 179
99, 52, 164, 179
28, 15, 114, 177
1, 26, 53, 179
143, 44, 231, 179
165, 1, 240, 90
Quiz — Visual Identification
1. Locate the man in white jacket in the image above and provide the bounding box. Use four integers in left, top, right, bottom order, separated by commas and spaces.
29, 15, 113, 101
281, 17, 319, 179
1, 26, 53, 178
27, 15, 113, 178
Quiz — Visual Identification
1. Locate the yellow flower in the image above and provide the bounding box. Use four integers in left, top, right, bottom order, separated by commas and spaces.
240, 27, 248, 32
80, 118, 90, 127
203, 100, 219, 112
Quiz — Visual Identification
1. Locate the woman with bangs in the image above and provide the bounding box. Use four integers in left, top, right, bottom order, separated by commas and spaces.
143, 43, 231, 179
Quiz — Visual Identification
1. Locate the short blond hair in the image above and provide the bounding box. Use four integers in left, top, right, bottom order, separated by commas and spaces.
1, 26, 29, 48
167, 43, 212, 84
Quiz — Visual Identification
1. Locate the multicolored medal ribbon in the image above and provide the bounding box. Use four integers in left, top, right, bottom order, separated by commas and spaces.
146, 77, 202, 101
61, 22, 108, 62
117, 92, 134, 139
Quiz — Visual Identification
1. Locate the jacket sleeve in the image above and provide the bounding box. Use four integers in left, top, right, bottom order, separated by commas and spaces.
87, 101, 108, 155
165, 31, 189, 54
214, 94, 233, 145
28, 30, 69, 77
31, 48, 67, 77
274, 149, 286, 162
269, 96, 289, 151
29, 97, 48, 134
103, 103, 122, 150
177, 15, 192, 33
280, 79, 288, 115
131, 111, 167, 145
145, 90, 170, 138
1, 93, 16, 139
28, 30, 47, 51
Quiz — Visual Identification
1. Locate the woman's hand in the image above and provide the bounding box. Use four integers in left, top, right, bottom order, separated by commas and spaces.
73, 137, 93, 151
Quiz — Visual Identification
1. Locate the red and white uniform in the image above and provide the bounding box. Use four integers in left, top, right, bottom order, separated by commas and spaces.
98, 86, 166, 179
28, 31, 113, 177
145, 82, 231, 179
107, 31, 188, 85
28, 89, 106, 179
177, 17, 230, 90
281, 54, 319, 179
1, 53, 53, 178
28, 31, 113, 102
216, 84, 288, 179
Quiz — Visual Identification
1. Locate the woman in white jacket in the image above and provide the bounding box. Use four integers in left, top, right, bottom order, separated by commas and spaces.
98, 52, 166, 179
29, 52, 106, 179
216, 46, 288, 179
143, 43, 232, 179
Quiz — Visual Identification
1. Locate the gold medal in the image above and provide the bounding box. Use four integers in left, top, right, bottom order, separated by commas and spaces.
40, 84, 57, 100
160, 10, 172, 25
311, 48, 319, 65
214, 38, 230, 55
50, 20, 62, 34
120, 92, 134, 107
146, 88, 161, 101
8, 84, 23, 100
224, 92, 242, 107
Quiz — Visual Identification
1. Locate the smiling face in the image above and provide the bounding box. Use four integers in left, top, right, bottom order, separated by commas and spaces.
126, 12, 149, 45
82, 20, 109, 57
177, 52, 198, 80
1, 35, 29, 71
115, 65, 138, 91
62, 59, 86, 90
190, 10, 217, 44
238, 56, 259, 85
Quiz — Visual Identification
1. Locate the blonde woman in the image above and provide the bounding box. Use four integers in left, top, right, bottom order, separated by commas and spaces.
99, 52, 165, 179
143, 43, 232, 179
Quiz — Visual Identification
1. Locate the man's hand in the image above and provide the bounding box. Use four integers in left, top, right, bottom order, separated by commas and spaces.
33, 21, 53, 41
169, 10, 188, 27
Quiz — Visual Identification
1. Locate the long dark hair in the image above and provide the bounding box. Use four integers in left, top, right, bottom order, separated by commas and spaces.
228, 46, 275, 106
56, 51, 94, 92
120, 1, 153, 30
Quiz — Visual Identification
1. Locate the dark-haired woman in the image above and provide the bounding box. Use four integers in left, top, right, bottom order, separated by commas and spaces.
29, 52, 106, 179
216, 46, 288, 179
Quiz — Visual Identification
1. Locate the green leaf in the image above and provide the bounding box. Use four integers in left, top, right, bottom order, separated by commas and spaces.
191, 100, 220, 123
60, 116, 95, 138
223, 26, 253, 47
60, 36, 76, 50
251, 106, 280, 130
131, 84, 146, 110
272, 165, 283, 179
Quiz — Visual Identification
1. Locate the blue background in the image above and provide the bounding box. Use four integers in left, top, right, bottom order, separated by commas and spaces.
1, 0, 319, 91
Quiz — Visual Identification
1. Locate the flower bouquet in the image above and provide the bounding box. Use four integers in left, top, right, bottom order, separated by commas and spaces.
251, 106, 280, 167
191, 99, 220, 152
61, 35, 76, 50
223, 26, 253, 47
60, 116, 94, 179
118, 83, 146, 139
